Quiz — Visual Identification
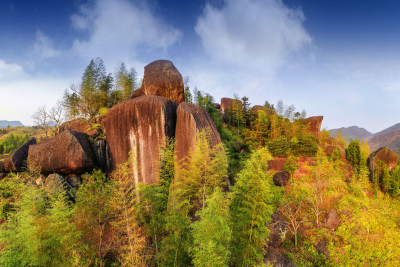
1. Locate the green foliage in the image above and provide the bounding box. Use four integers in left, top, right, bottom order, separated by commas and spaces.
0, 181, 81, 266
190, 188, 231, 267
283, 155, 298, 182
0, 133, 29, 154
114, 62, 137, 102
346, 139, 362, 171
175, 130, 228, 213
230, 147, 276, 266
74, 170, 115, 265
268, 135, 290, 157
290, 135, 319, 157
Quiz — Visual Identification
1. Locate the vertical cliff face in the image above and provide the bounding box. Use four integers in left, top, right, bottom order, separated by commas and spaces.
305, 116, 324, 136
174, 102, 222, 165
134, 60, 184, 104
104, 95, 177, 185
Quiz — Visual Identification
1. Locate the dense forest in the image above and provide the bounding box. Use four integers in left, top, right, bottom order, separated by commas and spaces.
1, 58, 400, 266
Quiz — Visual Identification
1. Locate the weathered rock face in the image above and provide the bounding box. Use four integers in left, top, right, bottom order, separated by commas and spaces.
273, 171, 290, 187
174, 102, 222, 164
220, 98, 233, 113
60, 119, 99, 138
104, 95, 177, 185
305, 116, 323, 136
28, 130, 94, 174
131, 88, 145, 99
368, 147, 399, 171
134, 60, 184, 104
92, 139, 111, 173
4, 138, 37, 172
325, 209, 340, 231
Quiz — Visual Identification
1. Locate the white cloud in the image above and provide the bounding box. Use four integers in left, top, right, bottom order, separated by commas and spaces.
33, 30, 61, 59
195, 0, 312, 70
0, 60, 24, 80
70, 0, 182, 66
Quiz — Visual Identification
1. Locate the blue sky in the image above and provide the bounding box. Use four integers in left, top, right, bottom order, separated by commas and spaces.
1, 0, 400, 133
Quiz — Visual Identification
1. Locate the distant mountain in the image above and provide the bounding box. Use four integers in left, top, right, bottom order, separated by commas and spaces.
329, 126, 373, 142
330, 123, 400, 155
373, 123, 400, 137
0, 120, 24, 128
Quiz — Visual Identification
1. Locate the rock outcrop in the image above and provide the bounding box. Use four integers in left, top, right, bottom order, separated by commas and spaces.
268, 157, 287, 171
134, 60, 184, 104
104, 95, 177, 185
220, 97, 241, 114
273, 171, 290, 187
28, 130, 94, 174
250, 105, 274, 117
4, 138, 37, 172
60, 119, 99, 138
367, 147, 399, 171
305, 116, 323, 136
174, 102, 222, 165
325, 209, 340, 231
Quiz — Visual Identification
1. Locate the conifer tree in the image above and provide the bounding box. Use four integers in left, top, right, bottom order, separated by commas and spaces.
190, 188, 231, 267
229, 147, 275, 266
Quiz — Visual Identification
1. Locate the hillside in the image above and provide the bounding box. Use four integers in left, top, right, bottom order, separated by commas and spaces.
368, 129, 400, 154
0, 120, 24, 128
329, 125, 372, 142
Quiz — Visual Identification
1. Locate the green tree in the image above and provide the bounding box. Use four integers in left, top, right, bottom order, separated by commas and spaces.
268, 135, 291, 157
230, 147, 276, 266
283, 155, 298, 183
114, 62, 137, 102
346, 140, 362, 172
190, 188, 231, 267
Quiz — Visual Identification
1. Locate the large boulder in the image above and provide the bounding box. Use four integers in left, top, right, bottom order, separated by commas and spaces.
60, 118, 99, 138
325, 209, 340, 231
174, 103, 222, 165
273, 171, 290, 187
134, 60, 184, 104
4, 137, 37, 172
305, 116, 323, 136
104, 95, 177, 185
28, 130, 94, 174
367, 147, 399, 171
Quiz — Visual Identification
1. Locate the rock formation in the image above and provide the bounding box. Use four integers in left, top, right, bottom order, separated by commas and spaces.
250, 105, 274, 117
220, 97, 240, 114
367, 147, 399, 171
325, 209, 340, 231
4, 137, 37, 172
133, 60, 184, 104
305, 116, 323, 136
273, 171, 290, 187
60, 118, 99, 138
28, 130, 94, 174
268, 157, 287, 171
104, 95, 177, 185
92, 139, 111, 173
174, 102, 222, 165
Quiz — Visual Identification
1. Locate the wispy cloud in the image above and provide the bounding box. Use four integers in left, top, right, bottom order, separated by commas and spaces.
33, 30, 61, 59
195, 0, 312, 71
0, 60, 25, 80
70, 0, 182, 67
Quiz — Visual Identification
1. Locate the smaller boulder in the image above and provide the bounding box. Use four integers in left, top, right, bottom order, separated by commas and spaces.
4, 138, 37, 172
367, 147, 399, 171
325, 209, 340, 231
66, 174, 82, 187
273, 171, 290, 187
60, 119, 99, 138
